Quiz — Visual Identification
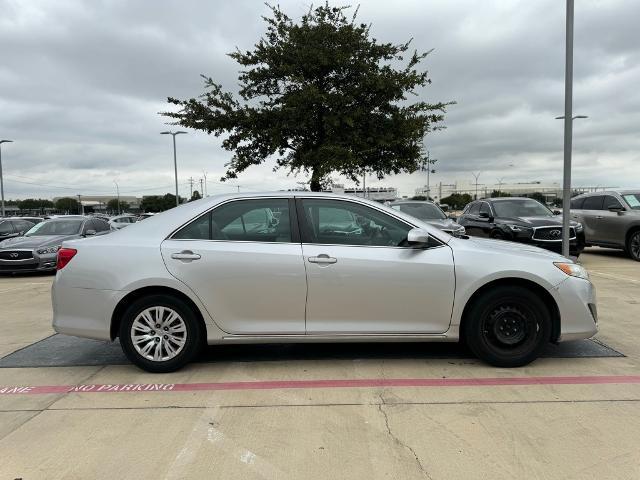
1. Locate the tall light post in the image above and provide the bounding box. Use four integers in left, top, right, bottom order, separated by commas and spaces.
472, 171, 482, 200
420, 151, 437, 200
113, 180, 121, 214
160, 131, 187, 207
0, 140, 13, 217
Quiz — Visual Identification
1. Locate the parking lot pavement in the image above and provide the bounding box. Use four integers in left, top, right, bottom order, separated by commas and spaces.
1, 249, 639, 479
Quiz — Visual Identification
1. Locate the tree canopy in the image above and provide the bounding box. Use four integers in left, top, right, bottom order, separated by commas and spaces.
140, 194, 185, 212
17, 198, 54, 211
54, 197, 79, 213
107, 199, 130, 212
190, 190, 202, 201
163, 3, 451, 191
440, 193, 472, 210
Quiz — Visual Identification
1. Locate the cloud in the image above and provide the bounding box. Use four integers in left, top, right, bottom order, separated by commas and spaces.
0, 0, 638, 199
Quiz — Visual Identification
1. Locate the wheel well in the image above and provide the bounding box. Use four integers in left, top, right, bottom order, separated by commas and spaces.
626, 226, 640, 245
459, 278, 561, 343
110, 286, 206, 340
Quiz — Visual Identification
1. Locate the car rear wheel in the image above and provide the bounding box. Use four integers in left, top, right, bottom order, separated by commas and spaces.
119, 295, 204, 373
463, 286, 551, 367
626, 230, 640, 261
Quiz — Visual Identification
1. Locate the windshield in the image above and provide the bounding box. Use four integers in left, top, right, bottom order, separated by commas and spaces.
25, 219, 83, 236
492, 199, 552, 218
394, 203, 447, 220
623, 194, 640, 210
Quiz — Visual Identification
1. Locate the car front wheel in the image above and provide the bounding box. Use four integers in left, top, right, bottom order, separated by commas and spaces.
626, 230, 640, 261
119, 294, 204, 373
463, 286, 551, 367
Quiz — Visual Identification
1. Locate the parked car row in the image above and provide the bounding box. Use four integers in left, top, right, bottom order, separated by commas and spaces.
397, 190, 640, 261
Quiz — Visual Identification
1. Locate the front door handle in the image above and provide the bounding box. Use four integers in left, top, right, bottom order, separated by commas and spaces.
171, 250, 201, 261
308, 254, 337, 265
595, 216, 604, 219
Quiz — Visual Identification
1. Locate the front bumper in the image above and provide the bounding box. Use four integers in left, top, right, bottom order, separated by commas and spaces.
0, 252, 58, 273
507, 230, 586, 256
552, 275, 598, 342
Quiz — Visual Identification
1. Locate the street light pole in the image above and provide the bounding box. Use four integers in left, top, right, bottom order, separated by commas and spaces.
0, 140, 13, 218
113, 180, 121, 214
160, 131, 187, 207
472, 172, 482, 200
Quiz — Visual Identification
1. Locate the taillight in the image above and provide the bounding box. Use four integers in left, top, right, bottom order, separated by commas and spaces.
56, 248, 77, 270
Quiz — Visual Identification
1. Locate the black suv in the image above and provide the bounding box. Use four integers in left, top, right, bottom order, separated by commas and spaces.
458, 197, 585, 256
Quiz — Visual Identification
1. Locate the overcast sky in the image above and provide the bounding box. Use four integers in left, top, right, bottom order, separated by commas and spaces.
1, 0, 638, 199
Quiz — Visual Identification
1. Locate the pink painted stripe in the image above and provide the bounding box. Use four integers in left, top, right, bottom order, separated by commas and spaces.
1, 375, 640, 396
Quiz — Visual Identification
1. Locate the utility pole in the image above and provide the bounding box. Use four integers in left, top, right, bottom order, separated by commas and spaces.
77, 194, 83, 215
0, 140, 13, 218
362, 172, 366, 198
420, 150, 437, 199
202, 170, 208, 196
188, 177, 194, 198
199, 178, 204, 197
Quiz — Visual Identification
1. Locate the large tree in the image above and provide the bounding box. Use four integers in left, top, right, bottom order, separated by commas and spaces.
54, 197, 79, 213
107, 199, 130, 213
163, 4, 451, 191
17, 198, 54, 212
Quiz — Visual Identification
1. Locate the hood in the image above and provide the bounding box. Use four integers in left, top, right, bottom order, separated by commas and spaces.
496, 215, 580, 228
0, 234, 80, 250
425, 218, 460, 231
460, 236, 567, 261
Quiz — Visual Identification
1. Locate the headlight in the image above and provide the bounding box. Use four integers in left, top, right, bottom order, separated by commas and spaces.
575, 223, 583, 231
37, 245, 61, 255
505, 224, 528, 232
456, 225, 466, 234
554, 262, 589, 280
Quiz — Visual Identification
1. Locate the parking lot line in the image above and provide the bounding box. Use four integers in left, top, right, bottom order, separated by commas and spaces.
2, 375, 640, 396
590, 271, 640, 285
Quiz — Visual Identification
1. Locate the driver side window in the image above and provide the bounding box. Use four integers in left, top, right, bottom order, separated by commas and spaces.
299, 199, 412, 247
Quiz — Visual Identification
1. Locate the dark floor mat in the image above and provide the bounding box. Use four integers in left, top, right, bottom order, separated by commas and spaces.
0, 334, 624, 368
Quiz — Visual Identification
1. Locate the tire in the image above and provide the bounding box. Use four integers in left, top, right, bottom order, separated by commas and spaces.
625, 230, 640, 261
463, 286, 551, 368
490, 230, 506, 240
119, 294, 204, 373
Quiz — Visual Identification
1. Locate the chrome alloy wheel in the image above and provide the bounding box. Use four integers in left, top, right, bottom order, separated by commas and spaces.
630, 232, 640, 260
130, 306, 187, 361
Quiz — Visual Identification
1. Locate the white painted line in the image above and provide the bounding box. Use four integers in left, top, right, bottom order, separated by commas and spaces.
590, 271, 640, 285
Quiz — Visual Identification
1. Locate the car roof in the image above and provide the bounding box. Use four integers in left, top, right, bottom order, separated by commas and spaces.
574, 190, 638, 197
388, 200, 437, 205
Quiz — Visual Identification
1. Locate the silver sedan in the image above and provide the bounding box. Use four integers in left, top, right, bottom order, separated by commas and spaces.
52, 192, 598, 372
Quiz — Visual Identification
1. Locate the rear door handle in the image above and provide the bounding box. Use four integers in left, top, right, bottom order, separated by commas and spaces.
308, 254, 337, 264
596, 216, 604, 219
171, 250, 201, 261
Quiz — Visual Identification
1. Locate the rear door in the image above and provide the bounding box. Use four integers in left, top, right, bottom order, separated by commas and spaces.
0, 221, 15, 240
297, 197, 455, 334
594, 195, 627, 246
161, 198, 307, 334
459, 202, 481, 236
580, 195, 604, 242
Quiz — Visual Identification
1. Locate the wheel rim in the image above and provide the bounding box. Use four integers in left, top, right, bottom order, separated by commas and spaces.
131, 306, 187, 362
481, 303, 539, 353
631, 233, 640, 259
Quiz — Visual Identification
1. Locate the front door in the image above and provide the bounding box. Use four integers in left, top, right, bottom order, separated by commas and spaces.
161, 198, 307, 334
297, 198, 455, 334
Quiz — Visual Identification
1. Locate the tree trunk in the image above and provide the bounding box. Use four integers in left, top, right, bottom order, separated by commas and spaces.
310, 169, 322, 192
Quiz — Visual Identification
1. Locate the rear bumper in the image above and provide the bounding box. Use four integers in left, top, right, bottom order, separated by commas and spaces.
552, 276, 598, 341
52, 283, 126, 341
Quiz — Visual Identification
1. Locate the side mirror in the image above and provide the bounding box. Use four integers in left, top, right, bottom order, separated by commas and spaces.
608, 205, 624, 213
84, 229, 96, 236
478, 211, 490, 219
553, 209, 561, 215
407, 228, 430, 246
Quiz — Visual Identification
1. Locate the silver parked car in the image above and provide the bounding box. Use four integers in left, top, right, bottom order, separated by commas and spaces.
388, 200, 465, 236
108, 214, 139, 230
0, 216, 110, 274
52, 193, 598, 372
570, 190, 640, 261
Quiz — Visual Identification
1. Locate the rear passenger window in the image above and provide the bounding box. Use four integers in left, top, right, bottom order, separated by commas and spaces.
173, 213, 211, 240
603, 196, 623, 210
172, 199, 292, 243
582, 196, 604, 210
570, 197, 585, 209
468, 203, 480, 215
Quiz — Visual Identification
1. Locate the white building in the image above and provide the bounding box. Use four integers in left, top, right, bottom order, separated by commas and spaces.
328, 185, 398, 202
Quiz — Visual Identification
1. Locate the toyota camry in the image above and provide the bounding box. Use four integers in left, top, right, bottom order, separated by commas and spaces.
52, 192, 598, 372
